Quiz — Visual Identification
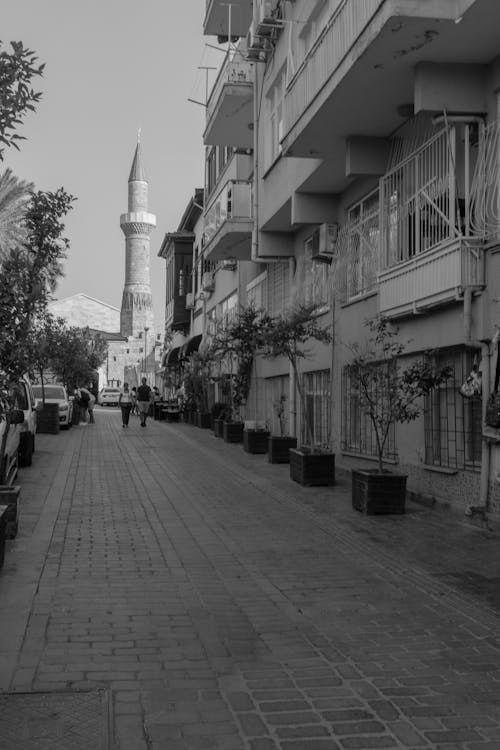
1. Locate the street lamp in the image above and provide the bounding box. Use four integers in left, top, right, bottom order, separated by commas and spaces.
144, 326, 149, 377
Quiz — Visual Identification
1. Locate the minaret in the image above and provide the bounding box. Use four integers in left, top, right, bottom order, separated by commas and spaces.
119, 132, 156, 338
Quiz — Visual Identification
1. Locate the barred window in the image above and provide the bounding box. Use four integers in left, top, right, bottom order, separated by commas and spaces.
341, 364, 396, 460
265, 375, 290, 436
301, 370, 331, 448
424, 347, 482, 471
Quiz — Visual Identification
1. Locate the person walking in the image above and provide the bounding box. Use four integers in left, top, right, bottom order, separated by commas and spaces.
81, 387, 95, 424
131, 386, 138, 415
74, 387, 88, 425
136, 378, 153, 427
118, 382, 133, 428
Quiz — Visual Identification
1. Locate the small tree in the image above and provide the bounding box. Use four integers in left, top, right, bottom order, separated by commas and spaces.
348, 316, 452, 473
273, 393, 288, 437
263, 304, 333, 451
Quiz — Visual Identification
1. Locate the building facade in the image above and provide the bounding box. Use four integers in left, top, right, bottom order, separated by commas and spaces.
161, 0, 500, 520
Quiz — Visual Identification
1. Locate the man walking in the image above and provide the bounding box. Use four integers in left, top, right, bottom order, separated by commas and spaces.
136, 378, 153, 427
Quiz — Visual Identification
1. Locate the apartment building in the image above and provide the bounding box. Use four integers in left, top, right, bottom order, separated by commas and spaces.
163, 0, 500, 519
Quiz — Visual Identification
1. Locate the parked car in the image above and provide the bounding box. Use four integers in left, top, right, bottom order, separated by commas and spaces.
0, 407, 24, 485
98, 387, 121, 406
32, 384, 73, 429
10, 376, 37, 467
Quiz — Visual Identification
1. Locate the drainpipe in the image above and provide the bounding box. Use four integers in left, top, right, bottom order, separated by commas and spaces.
289, 256, 296, 436
463, 286, 492, 518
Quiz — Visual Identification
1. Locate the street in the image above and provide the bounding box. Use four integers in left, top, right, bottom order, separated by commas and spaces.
1, 408, 500, 749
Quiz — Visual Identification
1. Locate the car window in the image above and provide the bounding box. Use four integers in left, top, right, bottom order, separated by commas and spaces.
10, 383, 28, 410
33, 386, 66, 400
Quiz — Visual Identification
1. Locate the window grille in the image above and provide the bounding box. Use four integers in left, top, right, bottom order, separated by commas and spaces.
265, 375, 290, 436
424, 347, 482, 471
304, 237, 330, 310
300, 370, 330, 448
341, 364, 396, 460
267, 262, 290, 317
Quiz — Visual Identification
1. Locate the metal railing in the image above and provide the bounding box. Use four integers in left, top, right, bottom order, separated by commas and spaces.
284, 0, 383, 136
469, 118, 500, 242
206, 48, 253, 126
203, 180, 253, 245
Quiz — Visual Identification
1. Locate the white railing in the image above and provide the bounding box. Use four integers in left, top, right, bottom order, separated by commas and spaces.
203, 180, 253, 245
206, 48, 253, 125
378, 239, 484, 317
470, 118, 500, 242
284, 0, 383, 136
380, 128, 461, 268
332, 189, 380, 303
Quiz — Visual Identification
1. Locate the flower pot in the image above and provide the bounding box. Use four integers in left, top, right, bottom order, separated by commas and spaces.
352, 468, 407, 515
223, 421, 244, 443
243, 429, 270, 454
197, 412, 212, 429
289, 448, 335, 486
36, 403, 60, 434
213, 418, 225, 438
0, 504, 8, 568
268, 435, 297, 464
0, 485, 21, 539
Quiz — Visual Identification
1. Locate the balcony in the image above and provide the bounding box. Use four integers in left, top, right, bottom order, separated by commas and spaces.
204, 0, 253, 38
204, 50, 253, 148
203, 180, 253, 261
378, 239, 484, 317
281, 0, 488, 167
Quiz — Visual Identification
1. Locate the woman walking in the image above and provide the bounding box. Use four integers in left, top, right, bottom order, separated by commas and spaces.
118, 382, 133, 428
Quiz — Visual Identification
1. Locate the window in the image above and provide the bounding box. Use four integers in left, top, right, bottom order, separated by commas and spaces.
267, 262, 290, 317
265, 70, 285, 169
345, 189, 379, 300
342, 364, 396, 460
304, 238, 329, 310
265, 375, 290, 436
301, 370, 331, 448
424, 347, 482, 471
220, 292, 238, 328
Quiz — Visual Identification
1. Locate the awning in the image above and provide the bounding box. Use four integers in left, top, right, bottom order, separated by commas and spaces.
162, 346, 181, 367
180, 334, 203, 359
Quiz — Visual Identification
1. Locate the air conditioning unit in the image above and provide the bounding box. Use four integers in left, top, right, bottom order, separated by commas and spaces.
202, 271, 215, 293
246, 22, 265, 60
185, 292, 194, 309
311, 223, 339, 263
256, 0, 283, 37
221, 258, 237, 271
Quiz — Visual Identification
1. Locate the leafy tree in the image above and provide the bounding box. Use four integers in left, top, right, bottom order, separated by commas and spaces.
50, 326, 107, 391
0, 40, 44, 159
263, 304, 333, 451
348, 316, 452, 473
0, 168, 32, 261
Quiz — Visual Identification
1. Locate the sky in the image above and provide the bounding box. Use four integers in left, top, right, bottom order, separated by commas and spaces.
1, 0, 222, 333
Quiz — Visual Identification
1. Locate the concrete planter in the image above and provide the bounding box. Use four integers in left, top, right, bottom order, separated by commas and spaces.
0, 504, 8, 568
213, 418, 224, 438
268, 436, 297, 464
352, 468, 407, 515
197, 412, 212, 429
0, 485, 21, 539
289, 448, 335, 486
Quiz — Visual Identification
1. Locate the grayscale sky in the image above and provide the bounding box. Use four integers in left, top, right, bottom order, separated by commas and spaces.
2, 0, 220, 332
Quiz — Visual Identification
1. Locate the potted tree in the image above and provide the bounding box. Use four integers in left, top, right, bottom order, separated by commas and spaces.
267, 393, 297, 463
263, 304, 334, 485
349, 316, 451, 514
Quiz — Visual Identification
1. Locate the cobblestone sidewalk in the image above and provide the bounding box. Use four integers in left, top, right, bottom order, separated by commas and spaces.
1, 410, 500, 749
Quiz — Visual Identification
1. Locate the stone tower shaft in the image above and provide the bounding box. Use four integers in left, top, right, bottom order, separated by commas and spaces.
119, 138, 156, 338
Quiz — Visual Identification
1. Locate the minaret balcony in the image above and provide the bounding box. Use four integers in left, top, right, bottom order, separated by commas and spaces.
203, 179, 253, 261
204, 0, 252, 38
204, 49, 253, 149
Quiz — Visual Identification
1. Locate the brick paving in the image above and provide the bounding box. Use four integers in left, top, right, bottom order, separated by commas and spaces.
1, 408, 500, 749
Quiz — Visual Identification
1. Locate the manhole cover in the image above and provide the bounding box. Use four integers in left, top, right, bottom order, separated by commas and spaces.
0, 689, 112, 749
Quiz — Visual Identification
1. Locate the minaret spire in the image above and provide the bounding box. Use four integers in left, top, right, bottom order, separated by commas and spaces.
119, 135, 156, 338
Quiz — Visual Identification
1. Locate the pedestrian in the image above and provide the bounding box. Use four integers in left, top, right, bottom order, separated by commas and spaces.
136, 377, 153, 427
74, 387, 87, 425
131, 386, 138, 415
81, 387, 95, 424
118, 382, 133, 428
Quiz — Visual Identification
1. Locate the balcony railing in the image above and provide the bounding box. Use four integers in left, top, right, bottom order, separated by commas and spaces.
203, 180, 252, 245
206, 48, 253, 127
284, 0, 383, 137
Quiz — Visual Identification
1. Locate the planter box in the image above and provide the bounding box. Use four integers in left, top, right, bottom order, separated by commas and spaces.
197, 412, 212, 429
289, 448, 335, 486
37, 403, 60, 434
223, 421, 244, 443
0, 485, 21, 539
352, 468, 407, 515
0, 504, 7, 568
268, 435, 297, 464
213, 418, 225, 438
243, 429, 270, 454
